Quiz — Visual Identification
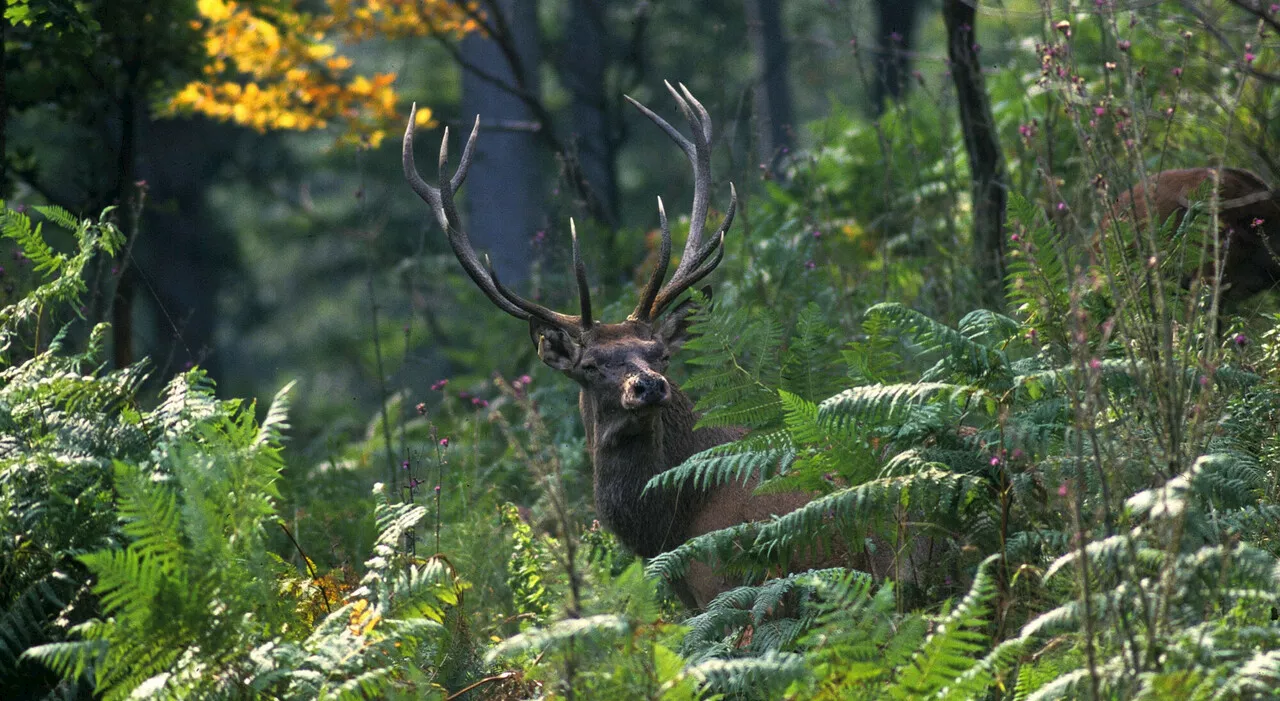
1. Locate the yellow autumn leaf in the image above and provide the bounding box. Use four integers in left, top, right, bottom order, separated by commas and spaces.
348, 75, 372, 95
306, 42, 335, 60
196, 0, 233, 22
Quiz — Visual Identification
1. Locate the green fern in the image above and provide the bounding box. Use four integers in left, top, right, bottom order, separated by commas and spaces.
0, 204, 123, 353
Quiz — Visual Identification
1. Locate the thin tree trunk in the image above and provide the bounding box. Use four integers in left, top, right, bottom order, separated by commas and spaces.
745, 0, 796, 173
871, 0, 923, 111
460, 0, 544, 285
562, 0, 618, 227
943, 0, 1007, 308
1, 17, 7, 195
112, 84, 139, 368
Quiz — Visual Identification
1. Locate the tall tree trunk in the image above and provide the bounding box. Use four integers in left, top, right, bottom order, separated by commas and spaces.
1, 16, 7, 196
460, 0, 544, 285
943, 0, 1007, 308
133, 116, 240, 382
561, 0, 618, 227
112, 83, 139, 368
745, 0, 796, 174
871, 0, 923, 111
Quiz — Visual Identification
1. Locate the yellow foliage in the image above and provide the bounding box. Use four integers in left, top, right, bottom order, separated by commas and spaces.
347, 598, 382, 636
165, 0, 479, 146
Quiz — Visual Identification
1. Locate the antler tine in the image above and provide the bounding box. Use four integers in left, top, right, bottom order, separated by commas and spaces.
672, 81, 712, 143
623, 94, 695, 160
679, 182, 736, 275
649, 183, 735, 316
404, 104, 440, 211
404, 106, 582, 332
570, 219, 593, 329
653, 227, 727, 318
630, 196, 673, 321
485, 254, 581, 330
451, 116, 480, 192
625, 86, 735, 320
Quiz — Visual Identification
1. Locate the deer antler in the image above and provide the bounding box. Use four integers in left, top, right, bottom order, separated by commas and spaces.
626, 82, 737, 322
403, 105, 592, 334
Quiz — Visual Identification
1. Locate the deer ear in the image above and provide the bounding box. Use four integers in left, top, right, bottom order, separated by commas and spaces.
657, 286, 711, 351
530, 320, 581, 371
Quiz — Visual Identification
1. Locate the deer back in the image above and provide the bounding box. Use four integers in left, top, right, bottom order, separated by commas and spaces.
1105, 167, 1280, 303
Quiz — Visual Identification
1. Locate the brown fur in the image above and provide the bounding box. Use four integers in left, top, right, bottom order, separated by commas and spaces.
553, 322, 928, 607
1103, 167, 1280, 305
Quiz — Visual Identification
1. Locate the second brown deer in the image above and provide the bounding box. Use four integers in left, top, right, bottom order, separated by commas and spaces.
1104, 167, 1280, 306
404, 84, 920, 608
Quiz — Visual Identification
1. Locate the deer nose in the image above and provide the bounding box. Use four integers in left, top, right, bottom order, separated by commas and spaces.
626, 373, 669, 408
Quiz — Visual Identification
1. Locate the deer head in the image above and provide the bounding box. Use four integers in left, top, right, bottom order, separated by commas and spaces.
403, 82, 736, 429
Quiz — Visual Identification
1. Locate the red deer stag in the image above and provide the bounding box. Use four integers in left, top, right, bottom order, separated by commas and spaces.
404, 84, 915, 607
1105, 167, 1280, 306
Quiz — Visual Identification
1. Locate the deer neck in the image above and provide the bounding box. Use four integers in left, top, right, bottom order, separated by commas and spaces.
579, 388, 710, 557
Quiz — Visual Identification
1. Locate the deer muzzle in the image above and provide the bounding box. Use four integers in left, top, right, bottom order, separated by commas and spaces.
622, 372, 670, 410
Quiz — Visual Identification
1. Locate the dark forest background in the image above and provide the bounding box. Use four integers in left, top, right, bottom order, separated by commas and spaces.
5, 1, 1280, 698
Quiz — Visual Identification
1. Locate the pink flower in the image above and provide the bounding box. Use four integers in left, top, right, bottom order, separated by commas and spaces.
1117, 39, 1130, 51
431, 379, 449, 391
1089, 358, 1101, 370
1234, 333, 1248, 347
1058, 483, 1068, 497
518, 374, 532, 385
804, 260, 817, 271
1094, 106, 1106, 116
1251, 217, 1265, 228
1245, 52, 1256, 64
1056, 202, 1067, 211
401, 459, 410, 470
434, 485, 441, 494
439, 438, 449, 447
1172, 67, 1183, 77
415, 402, 427, 415
990, 456, 1001, 466
1011, 233, 1021, 242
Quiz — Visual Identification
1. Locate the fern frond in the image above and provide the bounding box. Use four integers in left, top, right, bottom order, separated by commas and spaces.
753, 469, 983, 557
680, 650, 808, 696
1215, 649, 1280, 699
645, 443, 795, 493
255, 380, 296, 449
484, 614, 630, 664
820, 382, 987, 428
895, 555, 999, 699
865, 302, 1005, 377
